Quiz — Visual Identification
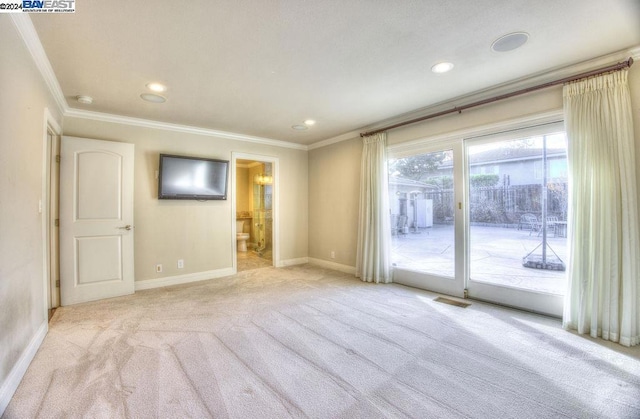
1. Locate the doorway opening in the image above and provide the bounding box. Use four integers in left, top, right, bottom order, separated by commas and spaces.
234, 157, 276, 272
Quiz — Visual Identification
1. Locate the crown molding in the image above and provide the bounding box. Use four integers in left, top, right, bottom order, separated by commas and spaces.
64, 108, 308, 150
307, 129, 361, 150
309, 45, 640, 151
9, 14, 307, 151
361, 47, 640, 136
9, 14, 68, 115
11, 14, 638, 154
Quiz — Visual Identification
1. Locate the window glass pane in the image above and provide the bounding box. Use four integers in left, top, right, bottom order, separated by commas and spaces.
468, 132, 568, 294
388, 150, 455, 277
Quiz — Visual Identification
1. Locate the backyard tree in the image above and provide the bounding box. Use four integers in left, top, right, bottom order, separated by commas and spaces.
425, 175, 453, 190
389, 151, 448, 181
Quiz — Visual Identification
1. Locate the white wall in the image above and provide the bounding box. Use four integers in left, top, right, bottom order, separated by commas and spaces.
62, 117, 309, 281
308, 62, 640, 268
0, 16, 63, 412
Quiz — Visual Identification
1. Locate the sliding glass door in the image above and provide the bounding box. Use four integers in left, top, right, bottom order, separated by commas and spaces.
465, 126, 568, 316
388, 122, 569, 316
389, 142, 465, 297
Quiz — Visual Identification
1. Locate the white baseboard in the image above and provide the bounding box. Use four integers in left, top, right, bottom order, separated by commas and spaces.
135, 267, 235, 291
277, 257, 309, 267
308, 258, 356, 275
0, 320, 48, 417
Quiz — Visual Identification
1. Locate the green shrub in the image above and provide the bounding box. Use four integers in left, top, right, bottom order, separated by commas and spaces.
469, 174, 500, 188
470, 197, 505, 223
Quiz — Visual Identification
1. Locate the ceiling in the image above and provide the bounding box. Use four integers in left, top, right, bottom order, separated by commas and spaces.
31, 0, 640, 146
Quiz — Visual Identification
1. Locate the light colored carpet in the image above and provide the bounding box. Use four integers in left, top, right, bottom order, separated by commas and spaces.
4, 264, 640, 418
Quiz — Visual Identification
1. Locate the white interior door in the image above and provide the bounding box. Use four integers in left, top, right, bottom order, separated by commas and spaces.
60, 136, 135, 306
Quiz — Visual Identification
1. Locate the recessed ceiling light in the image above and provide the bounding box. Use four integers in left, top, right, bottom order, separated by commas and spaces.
431, 62, 454, 74
291, 124, 308, 130
304, 119, 316, 126
140, 93, 166, 103
146, 82, 167, 92
76, 95, 93, 104
491, 32, 529, 52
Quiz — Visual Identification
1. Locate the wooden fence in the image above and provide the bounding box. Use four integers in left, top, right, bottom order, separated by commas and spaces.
423, 183, 567, 224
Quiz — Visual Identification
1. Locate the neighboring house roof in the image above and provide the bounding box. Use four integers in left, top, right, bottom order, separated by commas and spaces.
439, 148, 566, 168
388, 175, 437, 190
469, 147, 566, 165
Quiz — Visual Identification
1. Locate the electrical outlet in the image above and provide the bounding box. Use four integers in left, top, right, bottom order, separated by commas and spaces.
155, 264, 162, 273
330, 250, 336, 259
177, 259, 184, 269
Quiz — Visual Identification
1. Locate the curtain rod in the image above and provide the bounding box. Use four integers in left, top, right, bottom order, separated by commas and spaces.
360, 57, 634, 137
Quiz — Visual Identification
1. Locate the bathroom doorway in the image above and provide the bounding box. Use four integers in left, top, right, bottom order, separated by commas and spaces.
232, 153, 279, 272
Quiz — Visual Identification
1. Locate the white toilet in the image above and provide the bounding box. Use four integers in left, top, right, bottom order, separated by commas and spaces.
236, 220, 250, 252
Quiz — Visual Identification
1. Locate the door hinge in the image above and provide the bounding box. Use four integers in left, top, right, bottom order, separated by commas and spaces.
55, 155, 61, 163
55, 280, 60, 288
54, 219, 59, 227
463, 288, 469, 299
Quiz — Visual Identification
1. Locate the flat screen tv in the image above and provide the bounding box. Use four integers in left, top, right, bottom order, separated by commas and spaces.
158, 154, 229, 200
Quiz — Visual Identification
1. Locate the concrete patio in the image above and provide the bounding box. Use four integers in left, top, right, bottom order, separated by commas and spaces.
391, 224, 568, 295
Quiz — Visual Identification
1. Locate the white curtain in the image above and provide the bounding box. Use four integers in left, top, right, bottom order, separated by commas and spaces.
356, 132, 392, 283
563, 69, 640, 347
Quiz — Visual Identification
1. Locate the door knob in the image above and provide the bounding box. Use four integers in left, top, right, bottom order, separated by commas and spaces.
118, 225, 132, 231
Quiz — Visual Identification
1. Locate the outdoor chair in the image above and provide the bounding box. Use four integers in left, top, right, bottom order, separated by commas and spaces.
520, 213, 540, 235
545, 216, 559, 237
